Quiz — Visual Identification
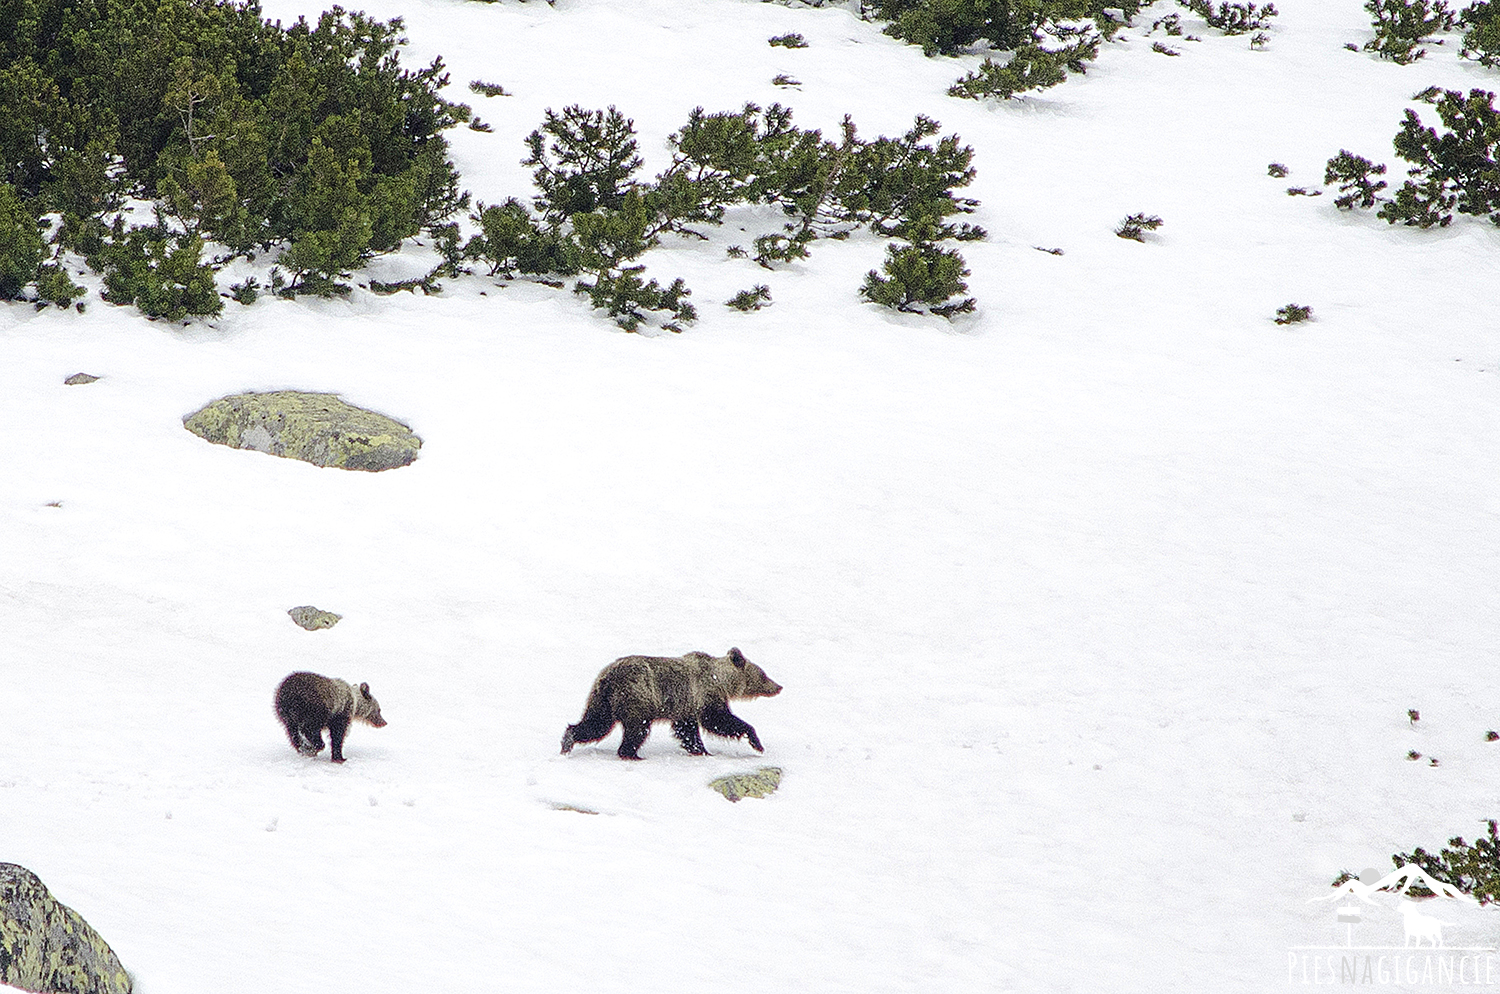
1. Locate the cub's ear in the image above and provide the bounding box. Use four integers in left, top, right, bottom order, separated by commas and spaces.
360, 682, 372, 697
728, 647, 746, 667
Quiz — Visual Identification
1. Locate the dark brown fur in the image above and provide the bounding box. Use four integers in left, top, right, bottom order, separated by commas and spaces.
274, 671, 386, 763
560, 647, 782, 760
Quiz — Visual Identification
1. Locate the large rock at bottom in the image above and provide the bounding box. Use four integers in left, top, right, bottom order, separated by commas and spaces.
0, 863, 132, 994
183, 391, 421, 472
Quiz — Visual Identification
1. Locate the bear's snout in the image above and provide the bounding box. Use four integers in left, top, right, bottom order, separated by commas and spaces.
763, 682, 783, 697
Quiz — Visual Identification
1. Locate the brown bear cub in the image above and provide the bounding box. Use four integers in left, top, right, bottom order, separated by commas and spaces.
274, 671, 387, 763
561, 647, 783, 760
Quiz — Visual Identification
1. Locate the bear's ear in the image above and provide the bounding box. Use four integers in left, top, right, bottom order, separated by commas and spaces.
728, 647, 746, 667
360, 682, 371, 697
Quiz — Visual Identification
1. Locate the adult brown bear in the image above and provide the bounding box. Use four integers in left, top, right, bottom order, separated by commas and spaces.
274, 672, 386, 763
560, 648, 782, 760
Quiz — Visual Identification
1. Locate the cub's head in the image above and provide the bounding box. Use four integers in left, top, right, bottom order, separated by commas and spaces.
355, 682, 388, 727
727, 647, 783, 699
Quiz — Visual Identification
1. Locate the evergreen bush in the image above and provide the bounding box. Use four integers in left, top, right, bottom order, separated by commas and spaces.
35, 264, 85, 308
1363, 0, 1456, 63
1379, 88, 1500, 227
864, 0, 1142, 99
0, 0, 471, 314
1391, 821, 1500, 904
1274, 303, 1312, 324
727, 285, 772, 311
948, 44, 1083, 101
467, 199, 580, 278
99, 222, 222, 319
0, 182, 43, 299
524, 105, 644, 225
1115, 213, 1164, 240
860, 223, 975, 319
1324, 150, 1389, 209
1461, 1, 1500, 65
1179, 1, 1279, 35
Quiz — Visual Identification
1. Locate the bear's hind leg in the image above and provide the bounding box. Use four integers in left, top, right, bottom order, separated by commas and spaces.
561, 712, 617, 754
280, 714, 306, 753
702, 706, 763, 752
672, 720, 709, 755
617, 719, 651, 760
298, 722, 326, 755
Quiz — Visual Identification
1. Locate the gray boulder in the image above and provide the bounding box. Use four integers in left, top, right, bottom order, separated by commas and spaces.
0, 863, 132, 994
183, 391, 421, 472
709, 767, 783, 802
288, 606, 341, 631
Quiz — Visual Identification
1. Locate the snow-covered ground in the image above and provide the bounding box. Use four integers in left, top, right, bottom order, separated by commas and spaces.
4, 0, 1500, 990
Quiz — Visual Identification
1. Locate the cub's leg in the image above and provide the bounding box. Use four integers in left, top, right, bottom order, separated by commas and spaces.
672, 720, 709, 755
617, 719, 651, 760
328, 713, 351, 763
298, 722, 326, 755
702, 706, 763, 752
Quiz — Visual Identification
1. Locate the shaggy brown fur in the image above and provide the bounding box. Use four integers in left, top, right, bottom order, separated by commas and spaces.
560, 647, 782, 760
274, 671, 386, 763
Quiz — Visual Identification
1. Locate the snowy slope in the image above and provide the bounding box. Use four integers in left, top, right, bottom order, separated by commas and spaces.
4, 0, 1500, 991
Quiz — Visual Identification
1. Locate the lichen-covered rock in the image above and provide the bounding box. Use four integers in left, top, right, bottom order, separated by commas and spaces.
182, 391, 421, 472
63, 374, 100, 386
0, 863, 132, 994
288, 606, 341, 631
709, 766, 782, 802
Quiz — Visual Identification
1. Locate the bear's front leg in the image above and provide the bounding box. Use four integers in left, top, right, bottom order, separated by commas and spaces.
328, 714, 350, 763
672, 720, 710, 755
702, 706, 763, 752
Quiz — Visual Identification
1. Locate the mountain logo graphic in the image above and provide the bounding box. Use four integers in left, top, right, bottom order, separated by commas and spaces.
1308, 865, 1480, 950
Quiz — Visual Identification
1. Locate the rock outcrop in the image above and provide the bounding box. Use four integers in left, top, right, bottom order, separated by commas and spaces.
183, 391, 421, 472
287, 606, 341, 631
0, 863, 132, 994
709, 767, 783, 802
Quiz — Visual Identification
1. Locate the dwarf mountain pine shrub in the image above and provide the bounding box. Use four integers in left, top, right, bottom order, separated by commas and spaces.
860, 224, 975, 319
1178, 1, 1279, 34
0, 0, 472, 313
1364, 0, 1457, 63
949, 43, 1085, 100
866, 0, 1141, 99
1461, 1, 1500, 64
1274, 303, 1313, 324
1324, 150, 1389, 209
1359, 88, 1500, 228
1391, 821, 1500, 904
35, 264, 85, 308
467, 198, 581, 278
0, 182, 44, 300
727, 285, 772, 311
98, 222, 221, 319
463, 101, 986, 327
769, 32, 808, 48
1115, 213, 1164, 240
